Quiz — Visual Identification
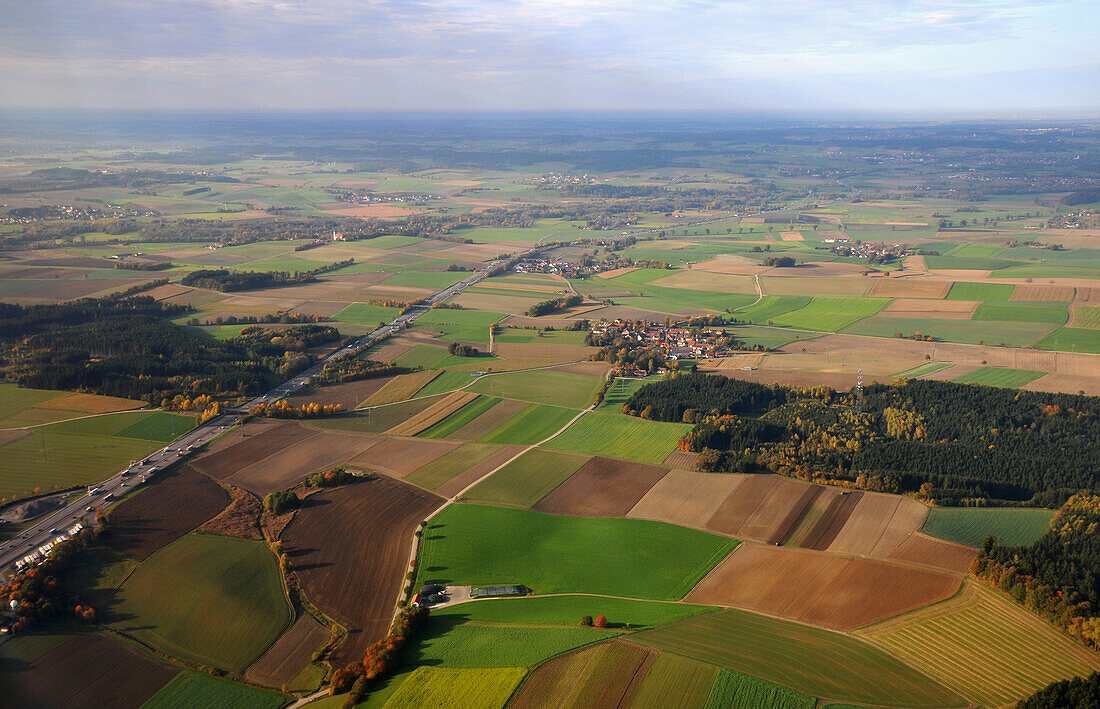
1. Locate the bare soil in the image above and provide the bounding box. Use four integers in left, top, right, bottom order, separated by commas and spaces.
533, 456, 670, 517
245, 614, 330, 688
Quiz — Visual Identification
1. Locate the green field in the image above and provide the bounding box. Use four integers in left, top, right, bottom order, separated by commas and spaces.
858, 583, 1100, 708
479, 404, 579, 445
1034, 326, 1100, 353
420, 396, 500, 438
732, 295, 812, 324
951, 366, 1044, 388
141, 672, 288, 709
115, 411, 196, 442
0, 383, 66, 424
378, 667, 525, 709
469, 369, 603, 409
462, 448, 591, 507
544, 412, 692, 464
972, 301, 1068, 324
632, 652, 717, 709
404, 442, 509, 490
892, 361, 955, 379
769, 296, 889, 332
843, 316, 1055, 347
595, 376, 663, 413
432, 594, 714, 630
493, 329, 587, 345
945, 282, 1015, 301
414, 308, 506, 344
705, 669, 816, 709
416, 504, 737, 600
921, 507, 1054, 547
635, 609, 967, 708
413, 369, 484, 398
113, 535, 292, 672
0, 413, 179, 500
333, 302, 401, 325
923, 256, 1016, 271
394, 344, 488, 370
408, 619, 613, 669
945, 243, 1004, 259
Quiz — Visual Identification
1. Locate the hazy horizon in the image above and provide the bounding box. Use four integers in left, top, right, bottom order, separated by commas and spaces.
4, 1, 1099, 115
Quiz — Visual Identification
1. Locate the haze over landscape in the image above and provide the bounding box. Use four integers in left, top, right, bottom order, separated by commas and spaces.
2, 2, 1100, 709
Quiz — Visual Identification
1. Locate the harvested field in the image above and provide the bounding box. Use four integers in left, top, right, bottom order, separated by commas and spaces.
761, 276, 872, 297
1024, 372, 1100, 395
447, 398, 529, 440
596, 266, 639, 278
697, 353, 765, 370
705, 474, 817, 544
793, 489, 862, 550
350, 436, 461, 478
210, 426, 381, 496
647, 270, 756, 294
283, 376, 394, 410
532, 456, 670, 517
281, 476, 443, 665
508, 641, 656, 709
35, 392, 146, 414
780, 231, 804, 241
826, 493, 927, 558
686, 544, 961, 630
880, 298, 977, 319
711, 368, 865, 391
867, 278, 952, 299
2, 632, 178, 709
362, 370, 441, 405
858, 582, 1100, 709
245, 614, 329, 688
662, 449, 698, 469
384, 391, 479, 436
888, 533, 976, 574
0, 428, 32, 446
1012, 284, 1076, 301
365, 339, 415, 362
628, 469, 744, 531
570, 305, 669, 323
491, 341, 593, 361
195, 420, 304, 473
107, 464, 229, 560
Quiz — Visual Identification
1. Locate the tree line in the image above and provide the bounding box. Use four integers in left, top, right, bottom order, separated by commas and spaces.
180, 258, 354, 292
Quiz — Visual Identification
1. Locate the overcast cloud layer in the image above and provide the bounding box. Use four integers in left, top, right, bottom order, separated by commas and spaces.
2, 0, 1098, 114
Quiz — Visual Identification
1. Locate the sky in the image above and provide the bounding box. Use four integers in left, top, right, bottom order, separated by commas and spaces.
2, 0, 1098, 115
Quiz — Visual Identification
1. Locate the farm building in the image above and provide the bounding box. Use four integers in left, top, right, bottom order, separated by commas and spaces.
470, 585, 529, 599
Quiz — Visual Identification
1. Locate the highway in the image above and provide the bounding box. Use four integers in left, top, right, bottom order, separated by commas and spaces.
0, 256, 512, 571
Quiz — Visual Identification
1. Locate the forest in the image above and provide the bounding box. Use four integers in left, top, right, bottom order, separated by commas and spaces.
179, 259, 354, 292
625, 375, 1100, 504
1018, 672, 1100, 708
973, 494, 1100, 651
0, 297, 342, 402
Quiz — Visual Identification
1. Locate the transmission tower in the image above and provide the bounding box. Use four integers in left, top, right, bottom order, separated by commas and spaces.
856, 368, 864, 413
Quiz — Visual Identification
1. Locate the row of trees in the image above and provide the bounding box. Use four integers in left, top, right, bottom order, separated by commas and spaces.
625, 375, 1100, 504
248, 401, 344, 418
313, 356, 406, 385
180, 259, 354, 292
526, 294, 583, 317
331, 606, 431, 705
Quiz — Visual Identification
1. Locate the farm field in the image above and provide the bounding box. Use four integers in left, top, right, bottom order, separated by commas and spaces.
245, 614, 330, 690
946, 282, 1016, 301
843, 315, 1056, 347
107, 463, 229, 560
630, 652, 718, 709
893, 361, 954, 378
634, 609, 968, 708
415, 503, 737, 600
532, 456, 670, 517
705, 668, 816, 709
0, 631, 180, 709
280, 476, 443, 665
461, 448, 592, 507
685, 543, 961, 630
406, 619, 614, 669
477, 403, 579, 445
732, 295, 811, 324
142, 672, 289, 709
419, 395, 499, 438
379, 666, 526, 709
543, 412, 692, 464
403, 441, 523, 495
468, 368, 603, 408
972, 300, 1069, 324
112, 534, 291, 672
1034, 326, 1100, 353
952, 366, 1044, 388
431, 594, 714, 629
308, 397, 440, 434
858, 582, 1100, 708
769, 296, 889, 331
0, 382, 147, 428
507, 640, 655, 709
921, 506, 1055, 547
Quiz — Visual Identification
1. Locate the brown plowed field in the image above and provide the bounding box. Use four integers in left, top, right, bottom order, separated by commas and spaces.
350, 436, 462, 477
225, 429, 382, 496
1077, 287, 1100, 304
647, 271, 756, 294
492, 342, 594, 361
107, 464, 229, 561
570, 305, 668, 324
1024, 373, 1100, 396
195, 420, 304, 473
0, 428, 32, 445
868, 278, 952, 299
3, 632, 178, 709
739, 479, 820, 544
281, 476, 443, 666
384, 391, 479, 437
826, 493, 927, 558
366, 340, 415, 363
362, 370, 441, 405
245, 614, 330, 688
1012, 284, 1076, 302
686, 544, 961, 630
889, 533, 977, 574
705, 474, 819, 544
662, 449, 698, 470
532, 456, 670, 517
552, 361, 612, 377
627, 469, 745, 530
447, 398, 529, 440
798, 490, 863, 550
508, 641, 656, 709
284, 377, 395, 410
880, 298, 977, 319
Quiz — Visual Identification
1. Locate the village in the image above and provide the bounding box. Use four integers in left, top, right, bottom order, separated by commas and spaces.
588, 317, 760, 377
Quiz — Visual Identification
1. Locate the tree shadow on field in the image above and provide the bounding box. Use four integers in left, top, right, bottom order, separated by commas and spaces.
396, 614, 470, 669
298, 496, 332, 510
